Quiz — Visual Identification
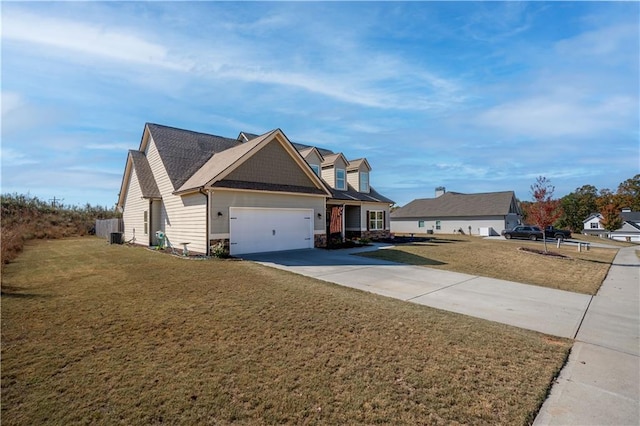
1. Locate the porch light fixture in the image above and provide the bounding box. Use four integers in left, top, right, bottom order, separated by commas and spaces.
217, 211, 223, 217
317, 213, 322, 219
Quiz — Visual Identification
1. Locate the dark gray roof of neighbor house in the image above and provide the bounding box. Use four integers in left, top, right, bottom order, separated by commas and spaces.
129, 150, 161, 198
621, 211, 640, 223
329, 185, 394, 204
391, 191, 519, 218
146, 123, 241, 190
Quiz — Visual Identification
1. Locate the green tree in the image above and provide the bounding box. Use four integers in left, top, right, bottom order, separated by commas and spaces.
616, 174, 640, 211
524, 176, 562, 252
558, 185, 599, 232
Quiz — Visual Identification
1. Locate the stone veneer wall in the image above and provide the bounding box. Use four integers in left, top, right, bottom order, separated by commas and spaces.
314, 233, 327, 248
361, 230, 391, 240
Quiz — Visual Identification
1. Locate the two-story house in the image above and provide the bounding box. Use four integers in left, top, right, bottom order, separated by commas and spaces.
116, 123, 393, 256
582, 208, 640, 242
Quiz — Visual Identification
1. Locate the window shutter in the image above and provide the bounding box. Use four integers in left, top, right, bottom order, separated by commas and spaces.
366, 210, 370, 231
383, 210, 386, 230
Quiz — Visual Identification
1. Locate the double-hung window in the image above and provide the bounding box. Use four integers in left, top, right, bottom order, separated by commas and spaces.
359, 172, 369, 192
336, 168, 346, 190
369, 211, 384, 231
310, 164, 320, 176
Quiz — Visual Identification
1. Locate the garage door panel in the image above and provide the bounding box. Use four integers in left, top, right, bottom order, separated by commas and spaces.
229, 207, 314, 255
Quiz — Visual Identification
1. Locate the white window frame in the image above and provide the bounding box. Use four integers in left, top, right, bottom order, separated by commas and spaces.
359, 172, 369, 192
310, 164, 320, 176
435, 220, 441, 230
418, 220, 425, 228
336, 168, 346, 190
369, 210, 384, 231
143, 210, 149, 235
590, 222, 600, 229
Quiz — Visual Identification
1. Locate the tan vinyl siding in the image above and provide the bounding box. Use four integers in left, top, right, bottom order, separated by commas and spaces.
321, 166, 335, 187
347, 170, 361, 192
304, 150, 323, 173
146, 136, 208, 253
322, 156, 348, 189
225, 140, 316, 188
210, 190, 325, 235
122, 167, 148, 245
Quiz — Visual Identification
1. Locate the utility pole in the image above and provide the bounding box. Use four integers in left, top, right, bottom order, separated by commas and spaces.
49, 196, 64, 209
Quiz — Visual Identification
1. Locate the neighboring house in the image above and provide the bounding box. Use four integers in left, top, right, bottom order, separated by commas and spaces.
390, 188, 522, 236
116, 123, 393, 256
582, 208, 640, 242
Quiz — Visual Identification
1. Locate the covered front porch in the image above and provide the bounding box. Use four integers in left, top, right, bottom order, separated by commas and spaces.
326, 201, 391, 245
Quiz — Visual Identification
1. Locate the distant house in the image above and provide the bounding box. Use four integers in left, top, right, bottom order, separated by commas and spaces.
390, 188, 522, 236
116, 123, 393, 256
582, 208, 640, 242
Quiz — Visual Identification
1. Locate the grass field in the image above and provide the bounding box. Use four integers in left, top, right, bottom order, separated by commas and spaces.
1, 238, 571, 425
357, 235, 619, 295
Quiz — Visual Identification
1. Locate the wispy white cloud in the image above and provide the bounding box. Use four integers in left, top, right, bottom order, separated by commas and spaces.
0, 147, 40, 166
1, 92, 25, 116
86, 143, 132, 151
2, 6, 465, 112
2, 10, 190, 71
476, 94, 636, 138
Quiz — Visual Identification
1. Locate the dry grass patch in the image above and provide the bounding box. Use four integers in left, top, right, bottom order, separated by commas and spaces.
2, 238, 571, 425
358, 236, 618, 295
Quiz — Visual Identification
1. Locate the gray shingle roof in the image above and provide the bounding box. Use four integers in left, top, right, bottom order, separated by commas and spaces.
329, 184, 394, 204
129, 150, 161, 198
392, 191, 519, 218
146, 123, 241, 190
621, 211, 640, 223
292, 142, 335, 157
176, 130, 278, 193
138, 123, 392, 204
212, 180, 327, 195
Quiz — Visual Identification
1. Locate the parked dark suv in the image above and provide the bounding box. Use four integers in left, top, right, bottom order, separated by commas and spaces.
501, 225, 544, 241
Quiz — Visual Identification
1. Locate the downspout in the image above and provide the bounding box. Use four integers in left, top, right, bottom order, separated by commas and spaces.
199, 188, 209, 256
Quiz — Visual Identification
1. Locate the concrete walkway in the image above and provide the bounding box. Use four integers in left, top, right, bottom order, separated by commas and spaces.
244, 242, 640, 425
534, 245, 639, 426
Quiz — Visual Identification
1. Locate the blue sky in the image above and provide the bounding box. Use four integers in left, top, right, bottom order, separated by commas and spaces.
2, 1, 638, 208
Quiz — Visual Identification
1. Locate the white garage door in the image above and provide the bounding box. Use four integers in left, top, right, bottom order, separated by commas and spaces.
229, 207, 314, 255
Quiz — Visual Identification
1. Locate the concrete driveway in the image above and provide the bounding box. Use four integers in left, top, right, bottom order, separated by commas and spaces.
242, 245, 591, 339
244, 243, 640, 426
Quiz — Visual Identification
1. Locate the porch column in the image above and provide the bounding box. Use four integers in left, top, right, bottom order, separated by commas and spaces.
342, 204, 346, 240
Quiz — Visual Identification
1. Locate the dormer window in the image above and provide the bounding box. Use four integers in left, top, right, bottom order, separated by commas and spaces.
359, 172, 369, 192
310, 164, 320, 176
336, 168, 346, 190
